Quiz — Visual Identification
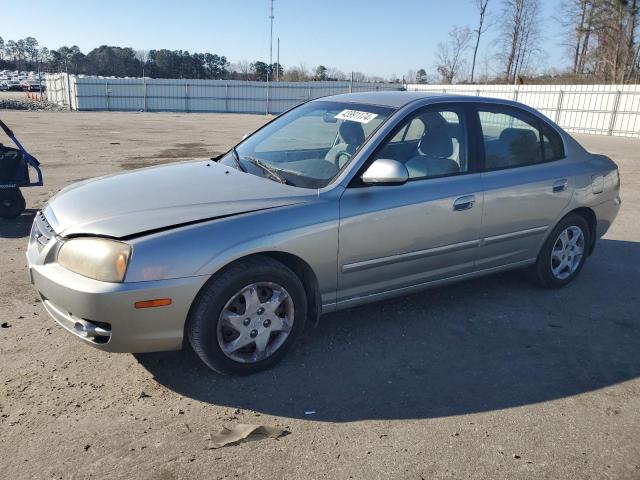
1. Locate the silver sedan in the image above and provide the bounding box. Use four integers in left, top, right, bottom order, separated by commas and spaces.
27, 92, 621, 374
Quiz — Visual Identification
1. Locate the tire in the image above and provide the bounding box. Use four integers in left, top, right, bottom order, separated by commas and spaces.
0, 188, 26, 219
528, 214, 591, 289
187, 256, 307, 375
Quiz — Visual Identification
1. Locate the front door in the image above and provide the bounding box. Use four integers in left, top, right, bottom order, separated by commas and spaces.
337, 104, 483, 305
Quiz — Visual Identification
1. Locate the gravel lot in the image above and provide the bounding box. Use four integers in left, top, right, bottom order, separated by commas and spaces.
0, 110, 639, 480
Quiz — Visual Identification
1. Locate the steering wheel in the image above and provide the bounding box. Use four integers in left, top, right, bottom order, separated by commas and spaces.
334, 150, 352, 169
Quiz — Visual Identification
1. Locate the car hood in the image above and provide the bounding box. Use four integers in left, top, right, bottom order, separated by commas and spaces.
44, 160, 317, 238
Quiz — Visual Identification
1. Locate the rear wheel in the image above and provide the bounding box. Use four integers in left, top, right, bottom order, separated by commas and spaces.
0, 187, 26, 219
187, 256, 307, 375
529, 214, 590, 289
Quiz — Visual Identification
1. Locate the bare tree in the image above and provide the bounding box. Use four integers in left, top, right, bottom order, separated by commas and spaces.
326, 67, 347, 80
135, 49, 149, 77
351, 71, 367, 82
558, 0, 639, 82
435, 26, 473, 83
232, 60, 251, 79
283, 63, 311, 81
624, 0, 639, 81
470, 0, 491, 82
561, 0, 596, 74
500, 0, 542, 83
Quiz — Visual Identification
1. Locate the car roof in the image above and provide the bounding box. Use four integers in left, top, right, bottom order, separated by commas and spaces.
315, 91, 448, 108
315, 90, 528, 110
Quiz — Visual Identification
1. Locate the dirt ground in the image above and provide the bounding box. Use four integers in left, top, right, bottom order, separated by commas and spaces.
0, 110, 639, 480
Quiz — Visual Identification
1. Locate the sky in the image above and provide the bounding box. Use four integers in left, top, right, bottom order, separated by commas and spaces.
0, 0, 566, 78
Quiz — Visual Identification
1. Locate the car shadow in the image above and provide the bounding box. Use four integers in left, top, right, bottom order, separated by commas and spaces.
135, 238, 640, 422
0, 208, 37, 238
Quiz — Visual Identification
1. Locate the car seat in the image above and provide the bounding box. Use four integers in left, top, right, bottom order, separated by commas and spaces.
324, 121, 366, 168
405, 112, 460, 178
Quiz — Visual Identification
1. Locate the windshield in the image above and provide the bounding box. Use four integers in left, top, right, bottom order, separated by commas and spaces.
219, 101, 394, 188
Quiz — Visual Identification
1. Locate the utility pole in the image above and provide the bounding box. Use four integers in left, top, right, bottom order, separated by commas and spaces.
276, 37, 280, 82
268, 0, 274, 83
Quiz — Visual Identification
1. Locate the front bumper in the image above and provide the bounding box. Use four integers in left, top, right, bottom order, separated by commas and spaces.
27, 225, 208, 353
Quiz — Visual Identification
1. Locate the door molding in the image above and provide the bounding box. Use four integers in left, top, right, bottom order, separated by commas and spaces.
342, 239, 480, 273
481, 225, 549, 246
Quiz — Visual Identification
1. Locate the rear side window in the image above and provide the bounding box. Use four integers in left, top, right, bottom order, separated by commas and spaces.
477, 106, 564, 170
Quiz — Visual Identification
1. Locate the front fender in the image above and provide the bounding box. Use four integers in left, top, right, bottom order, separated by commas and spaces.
125, 200, 340, 307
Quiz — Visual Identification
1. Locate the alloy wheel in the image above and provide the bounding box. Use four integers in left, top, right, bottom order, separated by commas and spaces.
550, 226, 585, 280
217, 282, 294, 363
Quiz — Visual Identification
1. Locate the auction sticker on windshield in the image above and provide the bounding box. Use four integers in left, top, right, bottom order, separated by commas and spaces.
335, 109, 379, 123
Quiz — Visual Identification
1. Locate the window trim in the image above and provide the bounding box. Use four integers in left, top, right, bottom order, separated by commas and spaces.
349, 103, 478, 187
473, 103, 565, 173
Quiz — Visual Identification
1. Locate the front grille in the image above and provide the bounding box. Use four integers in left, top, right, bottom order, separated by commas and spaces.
31, 211, 55, 251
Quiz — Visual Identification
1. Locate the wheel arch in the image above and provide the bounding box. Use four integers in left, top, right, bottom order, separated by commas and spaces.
184, 251, 321, 346
257, 251, 322, 327
536, 206, 598, 264
566, 206, 597, 255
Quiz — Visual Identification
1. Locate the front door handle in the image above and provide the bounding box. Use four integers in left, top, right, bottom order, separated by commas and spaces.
553, 179, 568, 193
453, 195, 475, 211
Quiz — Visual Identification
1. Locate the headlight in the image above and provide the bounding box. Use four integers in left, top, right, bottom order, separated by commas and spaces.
57, 238, 131, 283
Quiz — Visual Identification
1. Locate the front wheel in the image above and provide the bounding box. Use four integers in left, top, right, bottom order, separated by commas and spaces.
0, 187, 26, 219
187, 256, 307, 375
529, 214, 591, 289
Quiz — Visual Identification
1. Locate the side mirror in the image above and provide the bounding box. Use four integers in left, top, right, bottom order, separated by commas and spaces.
361, 159, 409, 186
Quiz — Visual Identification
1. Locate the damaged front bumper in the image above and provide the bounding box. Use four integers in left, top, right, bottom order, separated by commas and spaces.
26, 213, 209, 353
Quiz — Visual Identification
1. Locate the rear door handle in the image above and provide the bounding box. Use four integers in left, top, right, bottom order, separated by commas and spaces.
453, 195, 475, 211
553, 179, 568, 193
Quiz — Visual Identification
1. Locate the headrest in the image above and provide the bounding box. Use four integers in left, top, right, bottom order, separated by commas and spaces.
499, 128, 538, 148
339, 121, 365, 145
418, 112, 453, 158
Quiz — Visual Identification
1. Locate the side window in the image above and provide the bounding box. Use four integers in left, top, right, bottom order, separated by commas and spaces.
478, 106, 563, 169
375, 107, 468, 180
389, 118, 425, 143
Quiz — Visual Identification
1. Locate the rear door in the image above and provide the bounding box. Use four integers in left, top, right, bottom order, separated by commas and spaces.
474, 104, 572, 270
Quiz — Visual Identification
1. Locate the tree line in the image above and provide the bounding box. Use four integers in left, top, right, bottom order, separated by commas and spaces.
0, 37, 380, 83
3, 1, 640, 85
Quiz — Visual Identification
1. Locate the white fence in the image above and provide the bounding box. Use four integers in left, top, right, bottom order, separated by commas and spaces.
43, 75, 640, 137
407, 83, 640, 137
44, 74, 401, 115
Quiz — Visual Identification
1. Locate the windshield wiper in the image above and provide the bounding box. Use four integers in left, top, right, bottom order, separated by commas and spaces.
244, 156, 291, 185
230, 147, 246, 172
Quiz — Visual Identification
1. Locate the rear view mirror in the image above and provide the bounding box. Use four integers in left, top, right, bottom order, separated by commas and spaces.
361, 159, 409, 186
323, 111, 338, 123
